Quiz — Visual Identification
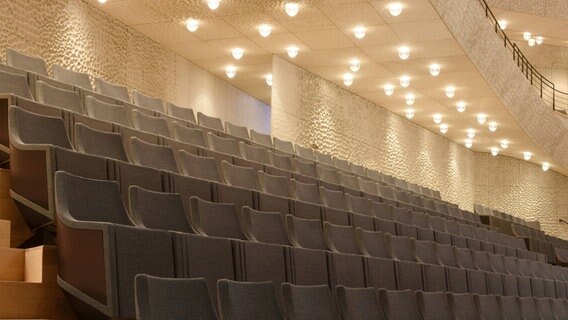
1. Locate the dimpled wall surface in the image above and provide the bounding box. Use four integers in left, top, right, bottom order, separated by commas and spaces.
0, 0, 270, 134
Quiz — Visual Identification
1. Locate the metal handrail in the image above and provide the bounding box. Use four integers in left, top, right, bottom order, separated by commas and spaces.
477, 0, 568, 112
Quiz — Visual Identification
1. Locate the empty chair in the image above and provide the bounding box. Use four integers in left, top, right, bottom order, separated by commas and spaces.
269, 151, 293, 171
131, 110, 170, 137
171, 122, 207, 147
84, 96, 131, 127
132, 90, 164, 112
534, 298, 555, 320
293, 158, 317, 178
487, 253, 519, 296
498, 296, 522, 320
273, 137, 295, 154
10, 106, 72, 149
295, 144, 315, 161
239, 142, 269, 164
220, 161, 261, 190
417, 291, 453, 320
6, 48, 48, 75
290, 179, 321, 204
207, 133, 241, 157
378, 289, 422, 320
197, 112, 224, 131
286, 215, 326, 250
258, 171, 291, 198
324, 222, 359, 254
189, 197, 246, 240
35, 80, 84, 113
241, 207, 290, 246
336, 286, 385, 320
0, 69, 33, 99
95, 78, 130, 102
474, 295, 502, 320
179, 151, 222, 182
338, 172, 360, 192
386, 234, 423, 291
345, 194, 371, 216
130, 138, 179, 173
517, 297, 540, 320
282, 283, 337, 320
318, 165, 340, 185
166, 103, 196, 123
75, 123, 128, 161
225, 121, 250, 140
315, 150, 334, 166
52, 64, 92, 90
217, 280, 282, 320
455, 247, 487, 294
413, 240, 448, 292
250, 129, 272, 147
436, 244, 469, 294
551, 299, 568, 319
447, 293, 479, 320
334, 157, 351, 172
320, 187, 347, 210
350, 164, 366, 177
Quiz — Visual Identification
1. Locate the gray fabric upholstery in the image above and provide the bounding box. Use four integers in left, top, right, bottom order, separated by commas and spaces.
269, 151, 293, 171
220, 161, 261, 191
315, 150, 333, 166
129, 186, 194, 233
197, 112, 224, 131
447, 293, 479, 320
258, 171, 291, 198
239, 142, 269, 164
551, 299, 568, 319
358, 178, 379, 195
286, 215, 327, 250
207, 133, 240, 157
166, 103, 196, 123
273, 137, 294, 154
355, 229, 389, 258
317, 165, 340, 185
0, 69, 33, 99
534, 298, 555, 320
135, 275, 218, 320
290, 179, 320, 204
217, 280, 282, 320
52, 64, 93, 90
75, 123, 128, 161
131, 110, 171, 137
35, 80, 84, 113
225, 122, 250, 140
130, 138, 179, 173
85, 96, 131, 127
345, 194, 371, 216
295, 144, 315, 161
335, 286, 385, 320
132, 90, 164, 112
10, 106, 72, 149
323, 222, 359, 254
338, 172, 360, 191
190, 197, 246, 240
417, 291, 452, 320
319, 187, 347, 210
392, 208, 412, 225
6, 48, 48, 75
95, 78, 130, 102
282, 283, 338, 320
333, 157, 351, 172
241, 207, 290, 245
179, 151, 222, 182
378, 289, 421, 320
517, 297, 539, 320
250, 129, 272, 147
293, 158, 317, 177
474, 295, 502, 320
386, 234, 416, 262
171, 122, 207, 147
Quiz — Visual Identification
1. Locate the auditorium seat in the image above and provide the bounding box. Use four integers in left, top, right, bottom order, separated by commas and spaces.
517, 296, 541, 320
132, 90, 164, 113
189, 197, 246, 240
170, 121, 207, 147
135, 275, 218, 320
295, 144, 315, 161
334, 157, 351, 172
378, 288, 422, 320
350, 163, 366, 177
498, 295, 522, 320
0, 69, 33, 99
413, 239, 449, 292
197, 112, 224, 132
164, 102, 194, 122
377, 185, 398, 207
241, 207, 290, 246
416, 291, 453, 320
487, 253, 519, 296
323, 221, 360, 255
84, 96, 131, 127
239, 142, 269, 163
282, 283, 338, 320
472, 251, 504, 295
208, 133, 242, 157
131, 110, 171, 137
315, 150, 334, 167
339, 172, 360, 192
336, 286, 385, 320
455, 247, 488, 294
551, 298, 568, 319
447, 293, 479, 320
35, 80, 84, 113
290, 179, 320, 204
220, 161, 261, 191
95, 78, 130, 102
51, 64, 93, 90
217, 280, 283, 320
6, 48, 48, 76
74, 123, 129, 161
385, 234, 423, 291
130, 138, 179, 173
250, 129, 272, 147
221, 122, 248, 141
273, 137, 295, 155
269, 150, 294, 171
178, 151, 222, 182
474, 294, 502, 320
258, 171, 291, 197
436, 244, 469, 294
286, 215, 327, 250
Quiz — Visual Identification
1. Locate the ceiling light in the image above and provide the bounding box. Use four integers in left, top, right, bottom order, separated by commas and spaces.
231, 48, 244, 60
498, 20, 507, 30
285, 3, 299, 17
433, 114, 442, 124
477, 113, 487, 125
349, 59, 361, 72
286, 46, 299, 58
225, 66, 236, 79
467, 128, 476, 139
259, 24, 272, 37
400, 75, 410, 87
206, 0, 221, 10
343, 73, 354, 86
523, 32, 531, 40
542, 162, 550, 172
266, 74, 273, 86
456, 101, 466, 113
536, 36, 544, 45
523, 152, 532, 161
528, 38, 536, 46
488, 121, 498, 132
439, 123, 448, 134
185, 18, 199, 32
384, 84, 395, 96
491, 147, 499, 156
353, 26, 366, 39
465, 139, 473, 149
429, 64, 440, 76
388, 2, 403, 16
405, 93, 415, 105
445, 86, 456, 98
98, 0, 107, 3
398, 46, 410, 60
500, 140, 509, 149
405, 109, 415, 119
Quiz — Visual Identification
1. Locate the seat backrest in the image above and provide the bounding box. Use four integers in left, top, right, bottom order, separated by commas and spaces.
411, 211, 430, 229
179, 151, 222, 182
130, 137, 179, 173
84, 96, 131, 127
55, 171, 133, 225
295, 144, 315, 161
333, 157, 351, 172
35, 80, 84, 113
455, 247, 476, 270
75, 123, 128, 161
6, 48, 48, 75
290, 179, 320, 204
165, 103, 196, 122
380, 173, 396, 186
52, 65, 92, 91
273, 137, 295, 154
250, 129, 272, 147
371, 202, 392, 220
285, 215, 326, 250
365, 169, 381, 182
534, 298, 554, 320
239, 142, 270, 164
9, 106, 72, 149
217, 280, 282, 320
319, 187, 347, 210
317, 165, 340, 185
336, 286, 385, 320
323, 222, 359, 254
447, 293, 479, 320
220, 161, 261, 191
338, 172, 360, 191
197, 112, 224, 131
488, 253, 507, 274
135, 275, 218, 320
437, 244, 459, 268
356, 228, 389, 258
131, 110, 171, 137
377, 185, 396, 200
269, 151, 293, 171
474, 295, 502, 320
129, 186, 193, 233
378, 289, 421, 320
190, 197, 246, 240
171, 122, 207, 147
345, 194, 371, 216
518, 297, 539, 320
293, 158, 317, 177
225, 122, 250, 140
417, 291, 452, 320
551, 299, 568, 319
358, 178, 379, 196
207, 133, 241, 157
413, 239, 441, 265
0, 69, 33, 99
95, 78, 130, 102
315, 150, 333, 166
282, 283, 337, 320
258, 171, 291, 198
132, 90, 164, 112
392, 208, 412, 225
242, 207, 290, 246
386, 234, 416, 262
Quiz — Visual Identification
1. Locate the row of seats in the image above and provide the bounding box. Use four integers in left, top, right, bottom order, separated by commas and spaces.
475, 203, 540, 229
135, 276, 568, 320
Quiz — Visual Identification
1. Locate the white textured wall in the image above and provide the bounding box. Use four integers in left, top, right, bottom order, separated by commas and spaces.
0, 0, 270, 134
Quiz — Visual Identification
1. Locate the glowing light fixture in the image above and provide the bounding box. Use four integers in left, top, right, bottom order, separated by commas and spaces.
353, 26, 367, 39
542, 162, 550, 171
258, 24, 272, 37
207, 0, 221, 10
343, 73, 354, 86
185, 19, 199, 32
477, 113, 487, 125
500, 140, 509, 149
467, 128, 476, 139
445, 86, 456, 98
429, 64, 440, 77
405, 93, 415, 105
488, 121, 498, 132
388, 2, 403, 16
231, 48, 244, 60
440, 123, 448, 134
98, 0, 108, 3
266, 74, 273, 86
456, 101, 466, 113
225, 65, 236, 79
405, 109, 415, 119
400, 75, 410, 88
536, 36, 544, 45
491, 147, 499, 156
398, 46, 410, 60
286, 46, 299, 58
523, 152, 532, 161
498, 20, 507, 30
384, 84, 395, 96
528, 38, 536, 46
465, 139, 473, 149
349, 59, 361, 72
285, 3, 300, 16
433, 114, 442, 124
523, 32, 532, 40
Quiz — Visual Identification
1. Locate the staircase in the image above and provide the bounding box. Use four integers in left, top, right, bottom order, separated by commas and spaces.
0, 169, 75, 319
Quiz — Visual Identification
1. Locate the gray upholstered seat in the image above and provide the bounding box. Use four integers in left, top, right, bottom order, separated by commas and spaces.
166, 103, 196, 123
474, 295, 502, 320
84, 96, 131, 127
335, 286, 385, 320
171, 121, 208, 147
135, 275, 218, 320
225, 121, 250, 140
220, 161, 261, 191
197, 112, 224, 131
319, 186, 347, 210
293, 158, 317, 178
345, 194, 371, 216
189, 197, 246, 240
217, 280, 283, 320
517, 297, 539, 320
207, 133, 240, 157
317, 165, 340, 185
323, 222, 359, 255
35, 80, 84, 113
358, 178, 379, 196
258, 171, 291, 198
355, 229, 390, 258
282, 283, 338, 320
239, 142, 270, 164
350, 163, 366, 177
269, 151, 293, 171
417, 291, 453, 320
315, 150, 333, 166
95, 78, 130, 102
0, 69, 33, 99
52, 64, 93, 91
333, 157, 351, 172
131, 110, 171, 137
6, 48, 48, 75
290, 179, 320, 204
455, 247, 487, 294
534, 298, 555, 320
551, 299, 568, 319
75, 123, 128, 161
10, 105, 72, 149
338, 172, 360, 191
273, 137, 294, 154
378, 289, 422, 320
132, 90, 164, 112
385, 234, 424, 291
447, 293, 479, 320
130, 137, 179, 173
295, 144, 315, 161
241, 206, 290, 246
286, 215, 327, 250
250, 129, 272, 147
179, 151, 222, 182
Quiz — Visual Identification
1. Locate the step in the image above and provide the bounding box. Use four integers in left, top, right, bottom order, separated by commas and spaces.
0, 169, 32, 246
0, 247, 24, 281
0, 218, 10, 247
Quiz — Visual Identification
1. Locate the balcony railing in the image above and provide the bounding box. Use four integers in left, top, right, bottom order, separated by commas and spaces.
477, 0, 568, 113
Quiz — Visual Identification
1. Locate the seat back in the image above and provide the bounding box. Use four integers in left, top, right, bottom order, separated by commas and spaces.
6, 48, 48, 75
345, 194, 371, 216
273, 137, 294, 154
447, 293, 479, 320
217, 280, 282, 320
282, 283, 337, 320
225, 122, 250, 140
378, 289, 421, 320
84, 96, 131, 127
336, 286, 385, 320
52, 65, 93, 90
269, 151, 293, 171
197, 112, 224, 131
413, 240, 441, 265
132, 110, 171, 137
171, 122, 207, 147
315, 151, 333, 166
75, 123, 128, 161
0, 69, 33, 99
179, 151, 222, 182
323, 222, 359, 254
474, 295, 502, 320
9, 106, 72, 149
317, 165, 340, 185
132, 90, 164, 112
250, 129, 272, 147
240, 142, 270, 164
333, 157, 351, 172
295, 144, 315, 161
241, 207, 290, 246
356, 229, 389, 258
290, 179, 320, 204
258, 171, 291, 198
220, 161, 261, 191
417, 291, 452, 320
386, 234, 416, 262
294, 158, 317, 177
35, 80, 84, 113
319, 187, 347, 210
286, 215, 326, 250
130, 138, 179, 173
207, 133, 241, 157
166, 103, 196, 123
190, 197, 246, 240
437, 244, 459, 268
95, 78, 130, 102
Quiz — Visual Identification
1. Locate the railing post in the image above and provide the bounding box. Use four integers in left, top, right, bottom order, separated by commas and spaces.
553, 84, 556, 111
540, 79, 543, 98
